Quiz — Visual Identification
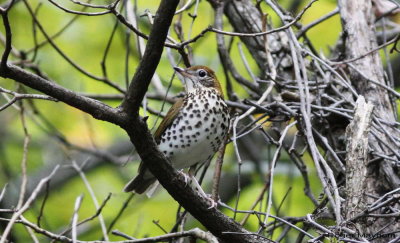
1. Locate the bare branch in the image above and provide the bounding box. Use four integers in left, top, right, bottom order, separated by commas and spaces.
344, 96, 374, 221
0, 165, 59, 243
120, 0, 179, 114
1, 64, 125, 125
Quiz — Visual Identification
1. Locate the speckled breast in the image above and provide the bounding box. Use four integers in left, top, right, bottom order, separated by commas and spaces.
158, 88, 230, 169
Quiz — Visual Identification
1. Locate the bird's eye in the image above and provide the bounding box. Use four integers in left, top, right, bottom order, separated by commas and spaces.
198, 69, 207, 77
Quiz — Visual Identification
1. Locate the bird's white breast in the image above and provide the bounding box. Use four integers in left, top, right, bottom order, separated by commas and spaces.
158, 88, 230, 170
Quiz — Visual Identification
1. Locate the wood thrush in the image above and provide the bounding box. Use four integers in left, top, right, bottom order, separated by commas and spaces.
124, 65, 230, 195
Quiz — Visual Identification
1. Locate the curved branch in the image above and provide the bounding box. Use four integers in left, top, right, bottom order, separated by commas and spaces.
120, 0, 178, 114
1, 64, 125, 125
0, 11, 12, 73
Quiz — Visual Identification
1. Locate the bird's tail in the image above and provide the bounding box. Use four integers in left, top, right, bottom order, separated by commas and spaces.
123, 175, 157, 195
145, 181, 160, 197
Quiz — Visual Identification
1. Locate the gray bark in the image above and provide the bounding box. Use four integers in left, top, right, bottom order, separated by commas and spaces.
338, 0, 400, 239
344, 96, 373, 225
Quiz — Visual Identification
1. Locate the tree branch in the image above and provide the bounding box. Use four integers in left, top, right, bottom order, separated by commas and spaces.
120, 0, 179, 115
2, 64, 126, 125
344, 96, 373, 222
338, 0, 400, 239
0, 5, 13, 74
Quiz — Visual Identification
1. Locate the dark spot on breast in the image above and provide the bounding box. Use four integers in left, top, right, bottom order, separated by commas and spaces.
188, 126, 192, 130
195, 121, 202, 128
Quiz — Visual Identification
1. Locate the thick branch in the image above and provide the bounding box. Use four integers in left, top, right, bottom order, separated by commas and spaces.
344, 96, 373, 222
1, 64, 125, 125
0, 11, 11, 73
120, 0, 179, 115
338, 0, 400, 190
338, 0, 400, 239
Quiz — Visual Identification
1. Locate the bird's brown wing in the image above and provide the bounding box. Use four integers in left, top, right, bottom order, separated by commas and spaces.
153, 98, 184, 143
124, 98, 185, 193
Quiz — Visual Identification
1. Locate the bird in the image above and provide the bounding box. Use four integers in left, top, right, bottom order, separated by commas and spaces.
124, 65, 230, 196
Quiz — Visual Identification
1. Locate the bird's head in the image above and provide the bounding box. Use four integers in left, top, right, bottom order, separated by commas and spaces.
174, 65, 224, 97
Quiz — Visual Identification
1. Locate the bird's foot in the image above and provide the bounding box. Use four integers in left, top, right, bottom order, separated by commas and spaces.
189, 174, 218, 209
204, 195, 218, 209
178, 170, 190, 186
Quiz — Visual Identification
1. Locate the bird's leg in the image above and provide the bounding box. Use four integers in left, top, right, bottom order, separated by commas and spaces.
188, 166, 218, 209
188, 165, 202, 192
177, 169, 190, 186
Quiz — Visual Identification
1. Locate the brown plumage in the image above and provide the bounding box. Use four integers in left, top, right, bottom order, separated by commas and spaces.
124, 66, 230, 195
123, 99, 184, 193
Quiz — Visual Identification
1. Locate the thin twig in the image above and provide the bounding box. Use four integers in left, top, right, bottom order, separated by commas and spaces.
71, 194, 84, 243
71, 160, 110, 241
0, 165, 60, 243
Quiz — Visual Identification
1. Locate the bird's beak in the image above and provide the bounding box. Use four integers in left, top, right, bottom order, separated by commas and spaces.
174, 66, 190, 77
174, 66, 195, 91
